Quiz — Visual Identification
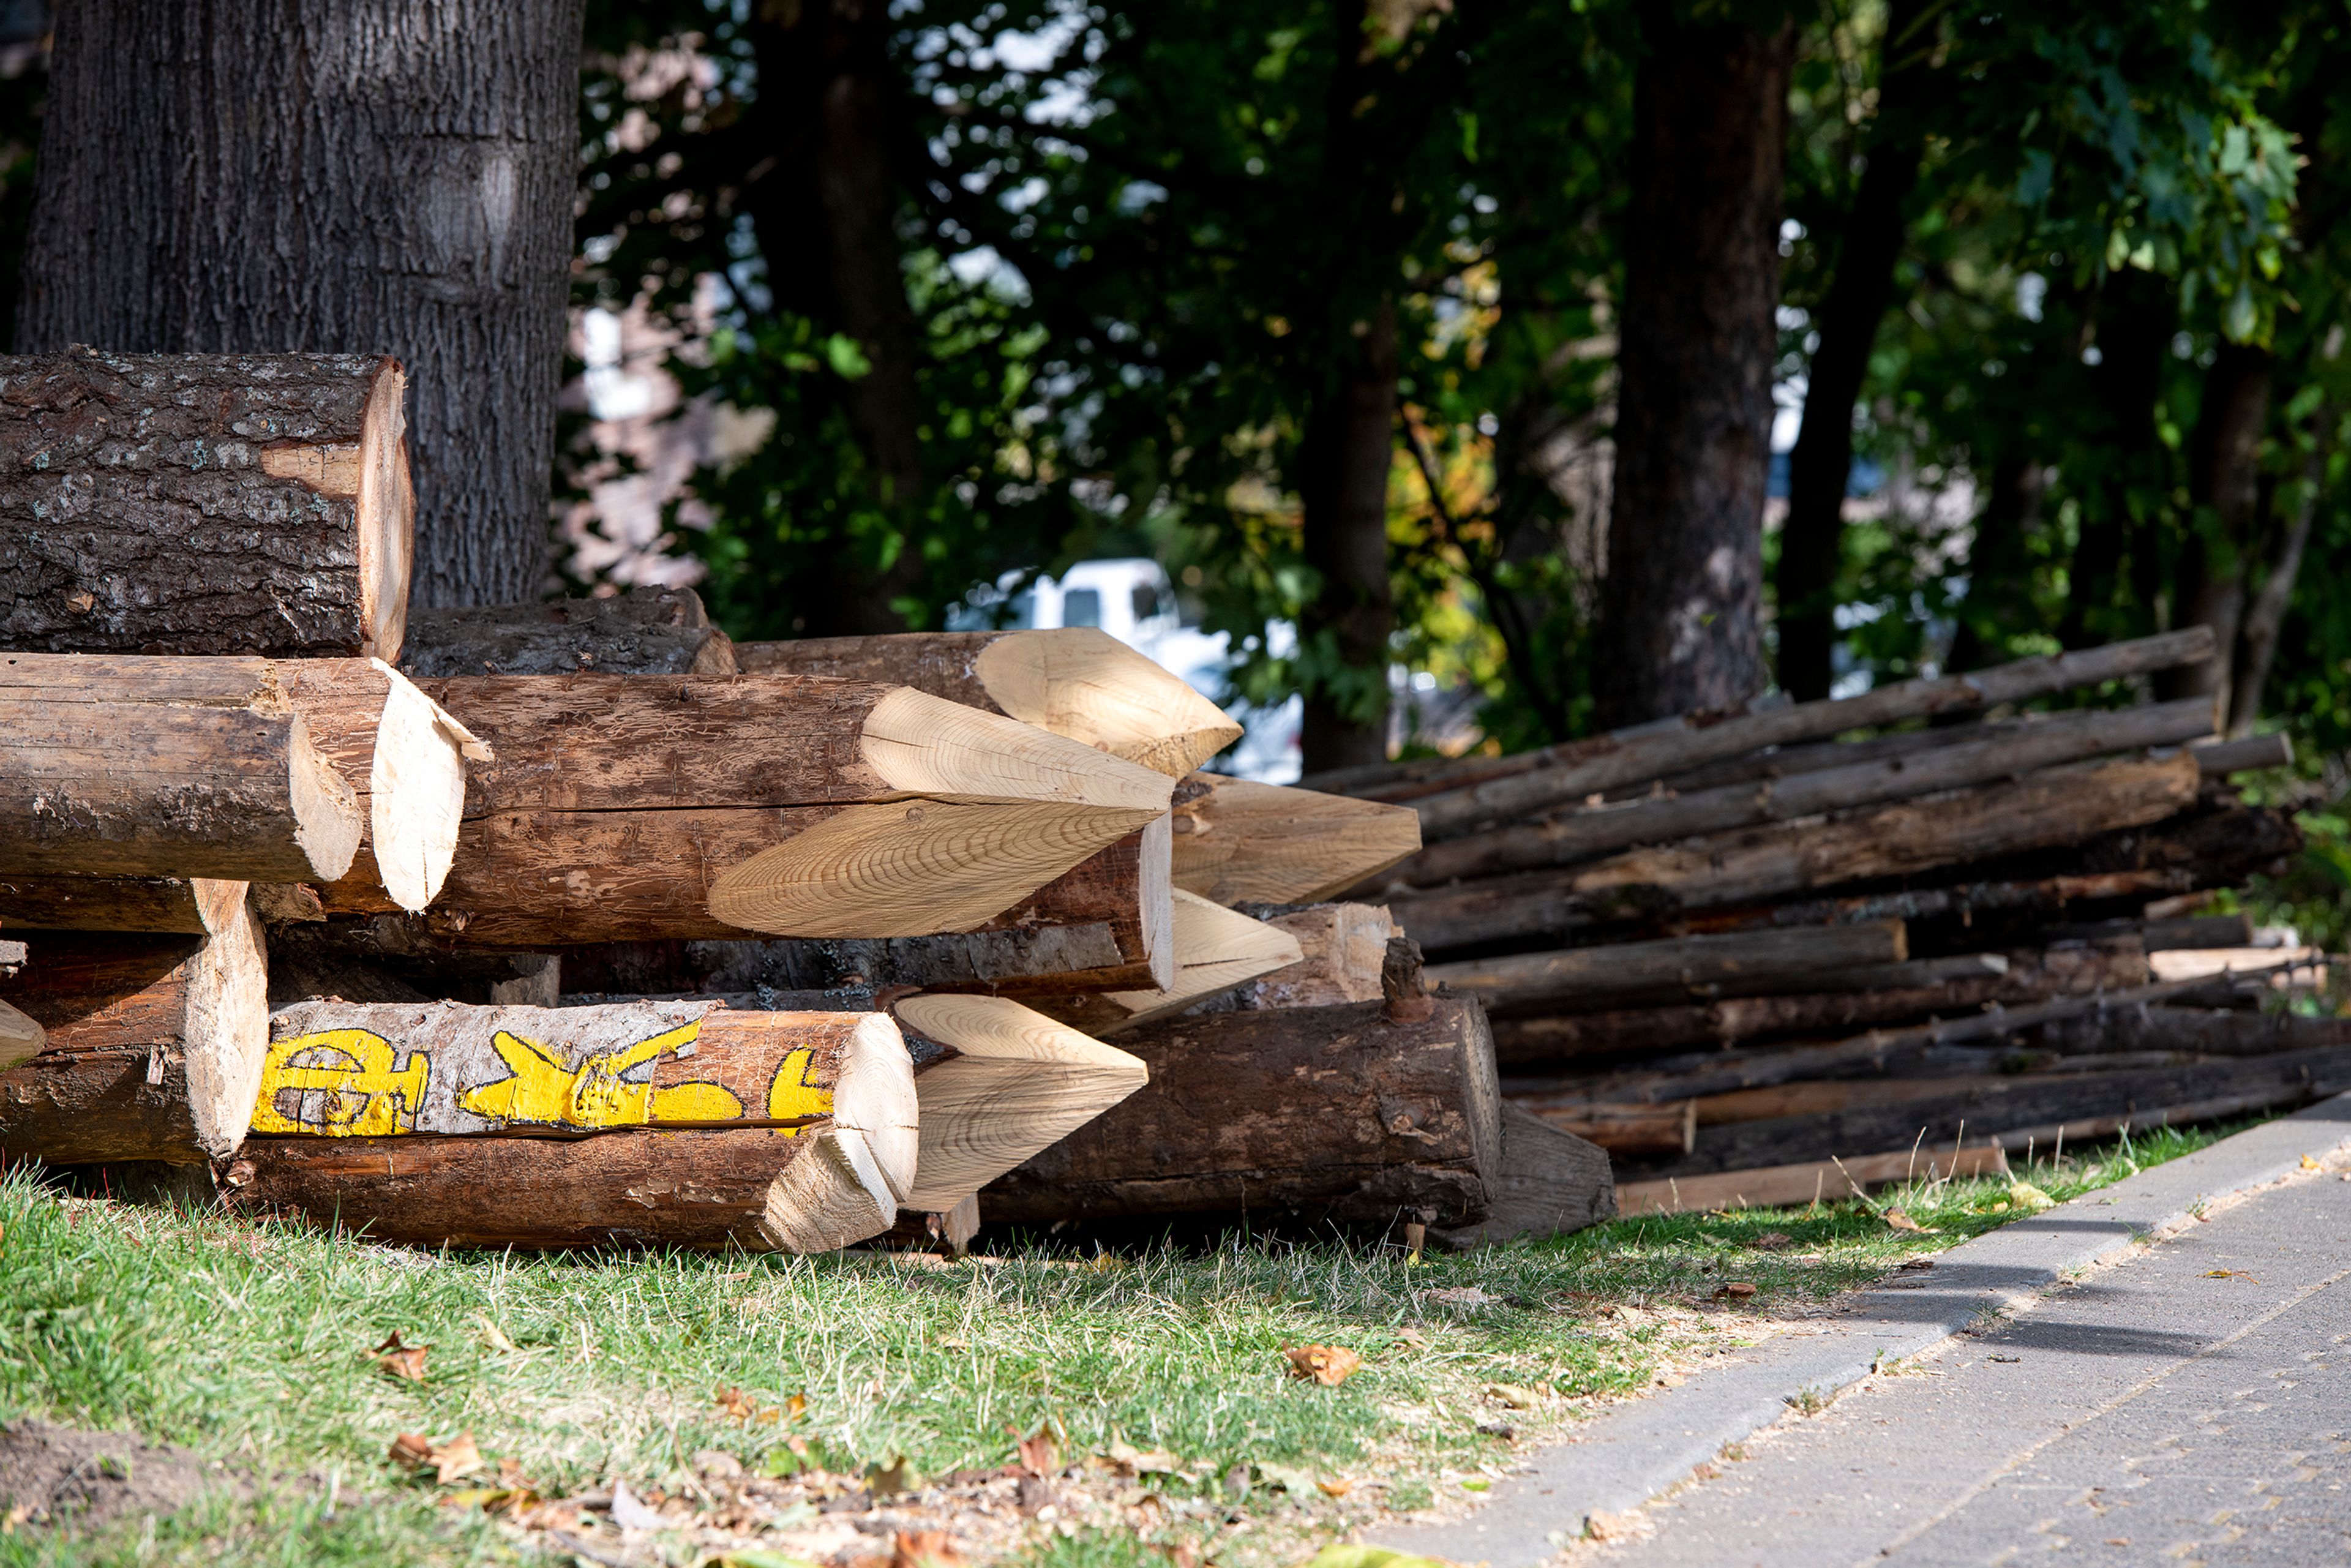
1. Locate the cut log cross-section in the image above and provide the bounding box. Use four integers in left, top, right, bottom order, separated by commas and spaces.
0, 658, 362, 883
321, 672, 1172, 946
736, 628, 1244, 779
1039, 891, 1306, 1035
0, 888, 269, 1163
1170, 773, 1422, 906
0, 347, 413, 660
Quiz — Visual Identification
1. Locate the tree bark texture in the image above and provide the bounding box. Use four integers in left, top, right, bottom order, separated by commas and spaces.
2158, 343, 2275, 716
0, 348, 411, 658
220, 1122, 898, 1252
0, 903, 268, 1165
1773, 0, 1933, 702
16, 0, 584, 607
1594, 7, 1793, 727
400, 588, 738, 678
1429, 919, 1907, 1017
1386, 752, 2203, 953
983, 994, 1503, 1228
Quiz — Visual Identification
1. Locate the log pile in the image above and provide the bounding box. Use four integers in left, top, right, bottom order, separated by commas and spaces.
1323, 628, 2341, 1212
1, 394, 1602, 1258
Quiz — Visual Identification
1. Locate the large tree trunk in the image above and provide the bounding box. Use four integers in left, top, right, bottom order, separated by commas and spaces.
15, 0, 583, 608
2228, 419, 2328, 735
2158, 343, 2274, 716
1773, 0, 1932, 702
1593, 8, 1793, 727
744, 0, 929, 634
1298, 296, 1401, 773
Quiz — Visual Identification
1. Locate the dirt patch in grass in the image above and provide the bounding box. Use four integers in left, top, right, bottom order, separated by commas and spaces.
0, 1419, 232, 1533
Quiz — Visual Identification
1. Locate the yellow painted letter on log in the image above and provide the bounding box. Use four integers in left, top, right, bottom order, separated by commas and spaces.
459, 1019, 702, 1129
250, 1029, 430, 1136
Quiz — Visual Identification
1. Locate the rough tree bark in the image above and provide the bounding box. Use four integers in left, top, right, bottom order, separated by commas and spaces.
15, 0, 584, 608
2229, 418, 2328, 735
1773, 0, 1932, 702
744, 0, 931, 635
1594, 6, 1794, 727
2157, 342, 2274, 716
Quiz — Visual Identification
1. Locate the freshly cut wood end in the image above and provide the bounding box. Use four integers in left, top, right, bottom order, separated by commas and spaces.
286, 713, 365, 883
1171, 775, 1425, 905
1139, 812, 1177, 991
356, 359, 413, 665
0, 997, 44, 1070
1100, 890, 1307, 1030
893, 993, 1147, 1211
366, 664, 486, 912
759, 1125, 899, 1252
180, 889, 270, 1159
707, 799, 1162, 937
833, 1011, 920, 1206
973, 628, 1243, 777
861, 686, 1174, 815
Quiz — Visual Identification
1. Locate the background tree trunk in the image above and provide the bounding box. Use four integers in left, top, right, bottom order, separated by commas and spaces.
2229, 418, 2328, 735
14, 0, 583, 609
1299, 296, 1401, 771
2157, 342, 2274, 715
745, 0, 931, 635
1773, 0, 1931, 702
2058, 270, 2173, 649
1595, 7, 1794, 727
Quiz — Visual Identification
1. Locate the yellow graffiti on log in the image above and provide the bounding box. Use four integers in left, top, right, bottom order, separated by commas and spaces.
250, 1029, 430, 1136
648, 1080, 749, 1122
765, 1047, 833, 1128
459, 1019, 703, 1128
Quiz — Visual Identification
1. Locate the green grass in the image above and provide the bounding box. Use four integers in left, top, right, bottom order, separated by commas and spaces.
0, 1119, 2244, 1566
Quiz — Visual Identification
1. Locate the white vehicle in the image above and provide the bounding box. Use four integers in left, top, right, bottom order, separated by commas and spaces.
948, 558, 1303, 781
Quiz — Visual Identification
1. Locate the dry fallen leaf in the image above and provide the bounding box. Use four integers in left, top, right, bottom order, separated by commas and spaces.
1317, 1477, 1354, 1498
1881, 1209, 1933, 1233
893, 1529, 967, 1568
372, 1331, 429, 1382
1713, 1281, 1758, 1300
1284, 1344, 1363, 1386
1427, 1286, 1498, 1307
608, 1476, 666, 1530
475, 1315, 517, 1354
1483, 1382, 1540, 1409
1101, 1436, 1181, 1476
2301, 1154, 2322, 1171
1586, 1510, 1640, 1542
389, 1431, 482, 1484
866, 1456, 917, 1497
1751, 1231, 1793, 1251
1392, 1326, 1430, 1349
1012, 1422, 1060, 1478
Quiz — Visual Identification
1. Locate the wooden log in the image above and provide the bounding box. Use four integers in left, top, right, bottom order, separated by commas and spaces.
1427, 1103, 1615, 1248
2037, 913, 2254, 951
1490, 942, 2148, 1063
1648, 1043, 2351, 1177
1427, 920, 1908, 1017
0, 890, 269, 1163
1677, 869, 2203, 940
400, 587, 737, 677
0, 697, 362, 883
0, 347, 412, 660
734, 628, 1243, 778
313, 672, 1171, 944
1526, 1098, 1695, 1157
1388, 752, 2204, 954
1035, 891, 1305, 1034
1215, 902, 1400, 1011
1169, 773, 1421, 905
250, 1002, 917, 1179
219, 1123, 900, 1253
1318, 628, 2213, 820
0, 874, 249, 935
2191, 732, 2293, 775
0, 655, 486, 920
1389, 700, 2218, 887
2030, 1005, 2351, 1059
1613, 1144, 2011, 1217
983, 993, 1504, 1228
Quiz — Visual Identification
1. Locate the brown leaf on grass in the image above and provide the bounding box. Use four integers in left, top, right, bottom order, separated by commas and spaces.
1011, 1423, 1060, 1478
389, 1431, 482, 1484
1881, 1209, 1938, 1234
1283, 1345, 1363, 1386
718, 1386, 794, 1425
372, 1330, 428, 1381
1714, 1281, 1758, 1300
1752, 1231, 1793, 1250
893, 1531, 967, 1568
866, 1455, 917, 1497
1483, 1382, 1540, 1409
1101, 1436, 1181, 1476
1316, 1477, 1354, 1497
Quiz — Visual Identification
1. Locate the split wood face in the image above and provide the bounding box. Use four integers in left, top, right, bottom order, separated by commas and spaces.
1169, 774, 1423, 906
0, 348, 413, 661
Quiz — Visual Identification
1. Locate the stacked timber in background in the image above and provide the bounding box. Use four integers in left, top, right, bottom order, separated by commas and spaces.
1313, 627, 2343, 1212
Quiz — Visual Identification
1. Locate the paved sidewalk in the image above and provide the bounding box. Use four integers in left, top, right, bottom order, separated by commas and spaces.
1374, 1093, 2351, 1566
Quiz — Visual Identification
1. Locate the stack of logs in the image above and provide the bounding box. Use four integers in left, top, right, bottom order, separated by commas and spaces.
2, 347, 1596, 1254
1319, 627, 2346, 1214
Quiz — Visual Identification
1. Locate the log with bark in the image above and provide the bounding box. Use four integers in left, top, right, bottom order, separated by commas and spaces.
1387, 699, 2218, 887
1528, 1098, 1696, 1158
983, 992, 1504, 1228
400, 587, 738, 677
1036, 892, 1305, 1035
1306, 626, 2212, 812
1207, 902, 1400, 1011
0, 348, 412, 659
1427, 919, 1908, 1016
313, 672, 1172, 945
1427, 1103, 1614, 1247
0, 890, 269, 1163
1488, 940, 2149, 1063
1387, 751, 2204, 953
0, 656, 485, 924
735, 628, 1243, 779
1169, 773, 1422, 906
0, 691, 362, 885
